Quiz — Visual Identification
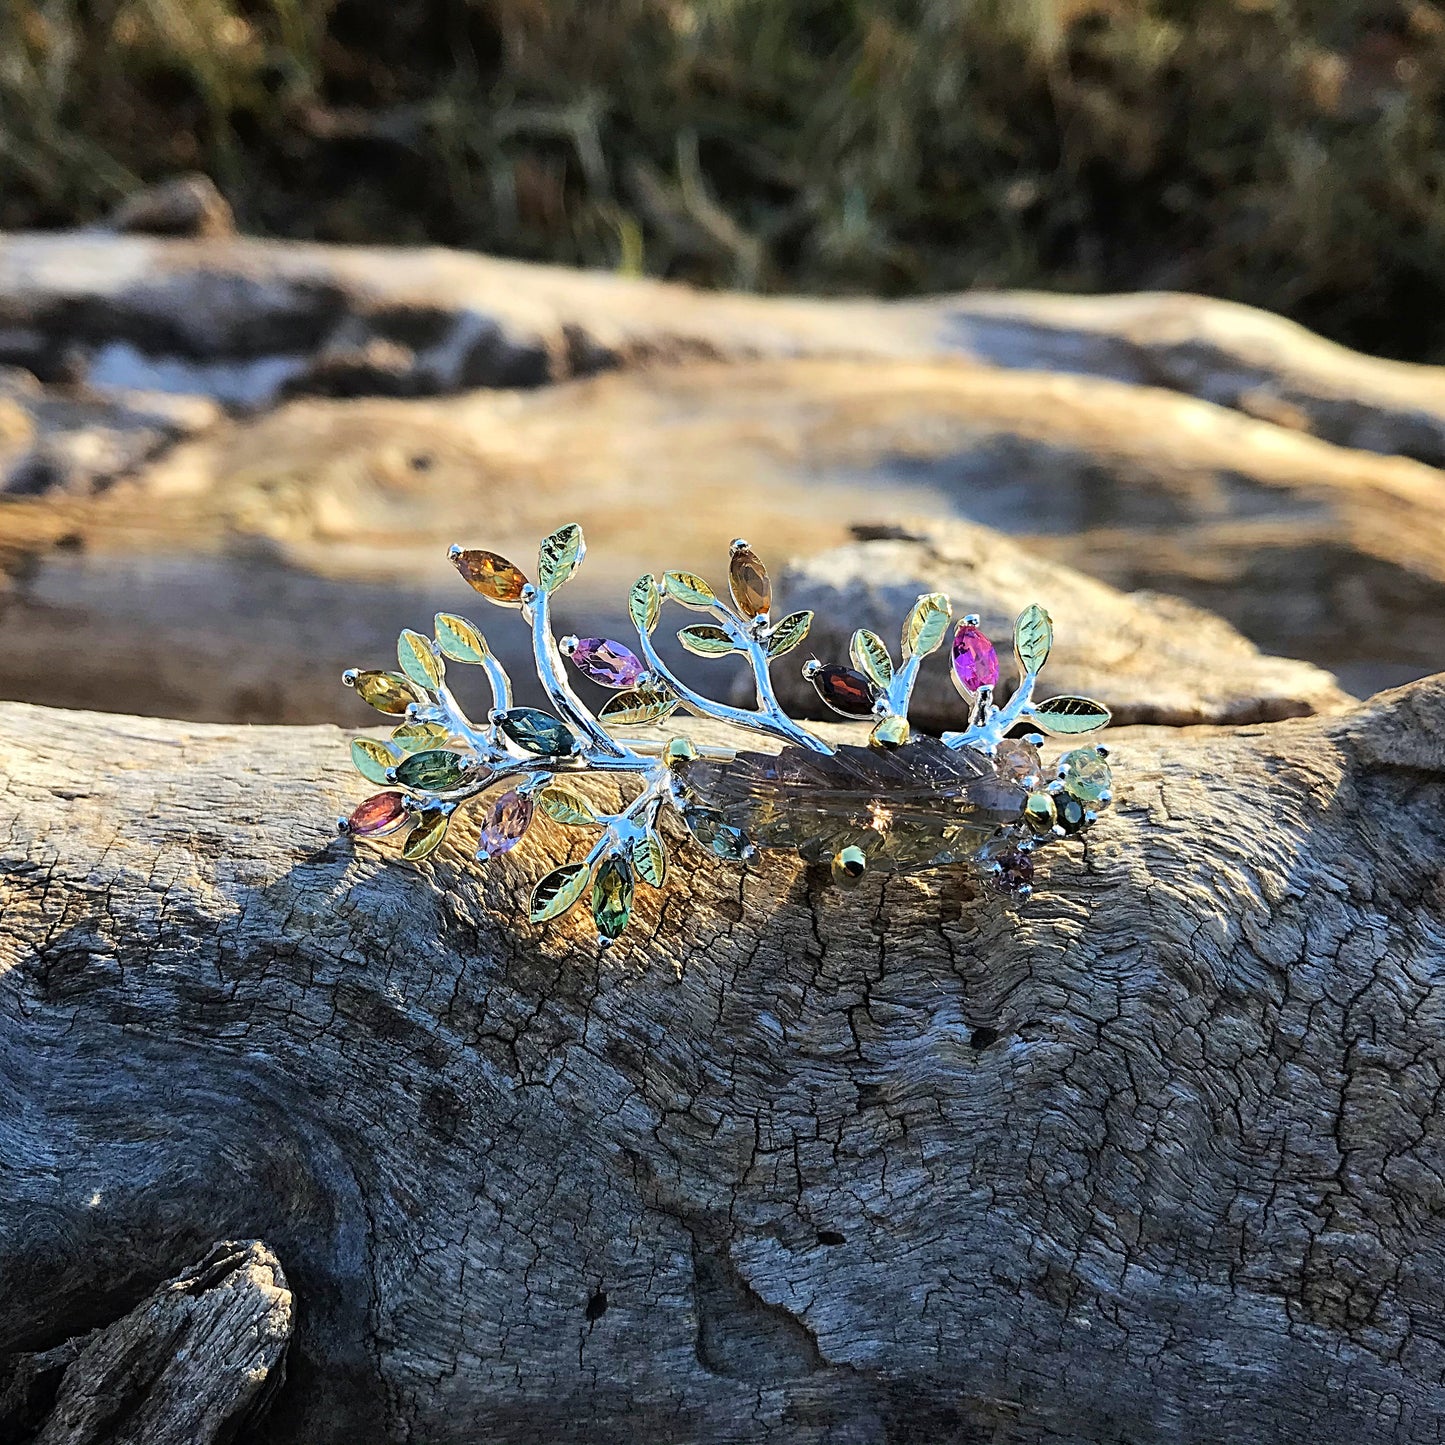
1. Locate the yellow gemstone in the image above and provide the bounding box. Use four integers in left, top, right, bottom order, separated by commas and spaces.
351, 670, 421, 715
1023, 791, 1058, 834
453, 549, 528, 605
728, 543, 771, 619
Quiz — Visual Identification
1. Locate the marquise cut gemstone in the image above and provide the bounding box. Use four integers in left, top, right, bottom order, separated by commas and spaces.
729, 545, 772, 619
347, 792, 410, 838
951, 623, 999, 693
810, 665, 876, 718
453, 549, 528, 604
477, 788, 533, 859
570, 638, 644, 689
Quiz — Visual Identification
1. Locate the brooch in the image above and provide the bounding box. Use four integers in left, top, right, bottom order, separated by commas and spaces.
337, 525, 1112, 942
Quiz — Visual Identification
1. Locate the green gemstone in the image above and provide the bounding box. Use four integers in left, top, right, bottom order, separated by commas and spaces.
1023, 791, 1058, 834
394, 749, 467, 792
1056, 796, 1088, 834
831, 845, 867, 890
1060, 748, 1112, 806
496, 708, 580, 757
592, 856, 634, 940
351, 670, 420, 715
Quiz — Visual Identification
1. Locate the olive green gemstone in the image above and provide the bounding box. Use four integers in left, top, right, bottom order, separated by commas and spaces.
592, 856, 634, 940
1060, 748, 1112, 806
729, 544, 772, 619
1056, 796, 1089, 834
1023, 791, 1058, 834
869, 715, 910, 750
496, 708, 580, 757
351, 670, 420, 715
831, 845, 867, 890
395, 749, 468, 792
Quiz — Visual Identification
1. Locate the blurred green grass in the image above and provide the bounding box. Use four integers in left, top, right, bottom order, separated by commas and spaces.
3, 0, 1445, 360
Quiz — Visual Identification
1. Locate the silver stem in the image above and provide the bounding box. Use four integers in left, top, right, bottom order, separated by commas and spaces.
941, 671, 1039, 752
528, 587, 626, 758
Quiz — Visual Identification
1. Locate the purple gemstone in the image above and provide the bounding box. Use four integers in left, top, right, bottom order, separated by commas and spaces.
570, 637, 645, 689
952, 623, 999, 693
990, 848, 1034, 895
477, 788, 533, 860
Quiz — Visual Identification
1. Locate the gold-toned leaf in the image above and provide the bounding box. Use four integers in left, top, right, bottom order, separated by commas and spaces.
434, 612, 489, 664
629, 574, 662, 634
537, 522, 585, 593
1033, 695, 1112, 736
537, 784, 600, 827
529, 861, 591, 923
632, 830, 668, 888
663, 570, 717, 609
599, 686, 680, 726
901, 592, 952, 660
728, 544, 771, 619
351, 737, 396, 785
766, 610, 813, 659
401, 807, 450, 861
350, 670, 421, 715
390, 721, 450, 753
850, 628, 894, 687
678, 624, 736, 658
398, 629, 443, 690
1014, 604, 1053, 677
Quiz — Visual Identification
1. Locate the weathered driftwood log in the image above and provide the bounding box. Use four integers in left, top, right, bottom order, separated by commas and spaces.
4, 234, 1445, 464
4, 352, 1435, 722
4, 679, 1445, 1444
0, 1240, 290, 1445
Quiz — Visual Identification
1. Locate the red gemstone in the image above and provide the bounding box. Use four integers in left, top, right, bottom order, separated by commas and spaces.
810, 665, 876, 718
570, 638, 644, 689
952, 623, 999, 693
477, 788, 533, 860
347, 792, 409, 838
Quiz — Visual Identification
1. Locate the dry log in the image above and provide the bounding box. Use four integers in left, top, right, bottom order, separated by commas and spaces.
1, 1241, 290, 1445
4, 678, 1445, 1444
1, 354, 1436, 722
3, 234, 1445, 464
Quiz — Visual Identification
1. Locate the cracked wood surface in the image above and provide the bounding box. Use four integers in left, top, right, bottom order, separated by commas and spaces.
3, 680, 1445, 1444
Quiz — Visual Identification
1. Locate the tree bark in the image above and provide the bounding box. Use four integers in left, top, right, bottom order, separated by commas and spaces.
3, 678, 1445, 1443
1, 1241, 291, 1445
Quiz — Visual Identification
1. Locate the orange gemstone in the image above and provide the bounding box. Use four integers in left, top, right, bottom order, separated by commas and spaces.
453, 549, 528, 604
729, 545, 771, 619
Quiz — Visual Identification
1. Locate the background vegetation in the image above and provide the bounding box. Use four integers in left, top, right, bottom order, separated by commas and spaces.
2, 0, 1444, 361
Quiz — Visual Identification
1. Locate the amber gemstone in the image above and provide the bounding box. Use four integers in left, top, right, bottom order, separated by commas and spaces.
810, 665, 876, 718
729, 544, 772, 619
346, 792, 410, 838
453, 549, 528, 604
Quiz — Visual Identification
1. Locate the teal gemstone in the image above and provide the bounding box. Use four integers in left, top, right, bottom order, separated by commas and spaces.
496, 708, 580, 757
395, 749, 467, 792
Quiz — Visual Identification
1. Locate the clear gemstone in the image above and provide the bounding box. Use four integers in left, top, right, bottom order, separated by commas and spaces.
477, 788, 533, 859
952, 623, 999, 693
570, 638, 645, 688
1060, 748, 1112, 805
992, 739, 1042, 787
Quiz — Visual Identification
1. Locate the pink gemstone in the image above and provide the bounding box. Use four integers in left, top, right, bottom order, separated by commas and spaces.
952, 622, 999, 693
477, 788, 533, 860
570, 637, 645, 689
348, 792, 409, 838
